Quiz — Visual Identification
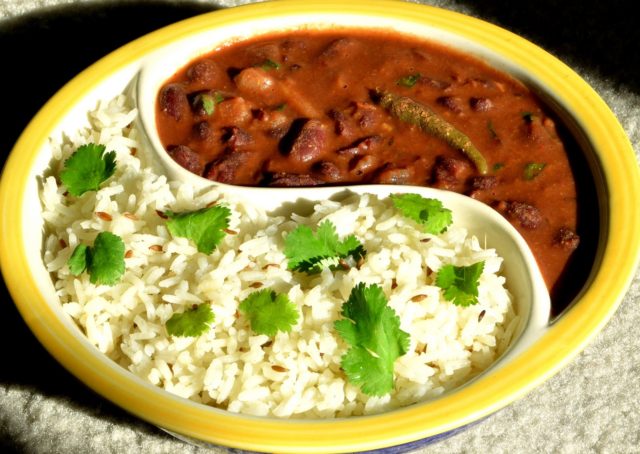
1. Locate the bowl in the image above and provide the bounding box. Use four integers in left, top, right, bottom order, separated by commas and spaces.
1, 1, 639, 452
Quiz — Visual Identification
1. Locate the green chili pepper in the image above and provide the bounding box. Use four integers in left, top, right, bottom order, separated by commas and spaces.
375, 90, 488, 174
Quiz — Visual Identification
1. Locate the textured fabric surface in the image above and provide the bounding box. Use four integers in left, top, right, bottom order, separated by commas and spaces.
1, 1, 639, 453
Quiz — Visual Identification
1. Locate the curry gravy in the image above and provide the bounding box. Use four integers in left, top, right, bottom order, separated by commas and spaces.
156, 29, 598, 312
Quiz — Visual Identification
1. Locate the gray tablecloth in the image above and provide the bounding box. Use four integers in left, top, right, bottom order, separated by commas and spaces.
1, 1, 639, 453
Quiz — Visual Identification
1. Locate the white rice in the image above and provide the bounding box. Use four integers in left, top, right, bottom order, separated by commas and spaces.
41, 94, 517, 418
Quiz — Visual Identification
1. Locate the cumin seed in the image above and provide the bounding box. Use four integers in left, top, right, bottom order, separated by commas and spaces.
271, 365, 288, 372
149, 244, 163, 252
96, 211, 113, 221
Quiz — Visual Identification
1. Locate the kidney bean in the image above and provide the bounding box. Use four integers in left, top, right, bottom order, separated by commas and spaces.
554, 227, 580, 250
337, 135, 383, 157
469, 175, 498, 190
222, 126, 253, 151
470, 97, 493, 112
167, 145, 204, 175
186, 59, 224, 88
268, 172, 323, 187
432, 156, 468, 189
216, 97, 252, 124
193, 121, 213, 141
436, 96, 464, 113
283, 119, 326, 163
254, 108, 288, 133
319, 38, 358, 64
350, 154, 379, 176
204, 151, 251, 184
375, 166, 415, 185
419, 76, 451, 90
351, 102, 383, 130
313, 161, 342, 182
159, 84, 188, 121
328, 109, 348, 135
503, 201, 543, 229
234, 67, 277, 102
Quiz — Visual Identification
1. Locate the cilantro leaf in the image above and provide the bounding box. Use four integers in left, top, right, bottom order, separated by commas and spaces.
396, 73, 421, 88
284, 220, 365, 274
87, 232, 125, 285
239, 289, 299, 337
390, 193, 452, 234
191, 91, 224, 116
166, 304, 214, 337
259, 59, 280, 71
68, 244, 89, 276
334, 283, 410, 396
194, 93, 215, 115
60, 144, 116, 196
166, 205, 231, 254
523, 162, 546, 180
67, 232, 125, 285
435, 261, 485, 306
487, 120, 500, 142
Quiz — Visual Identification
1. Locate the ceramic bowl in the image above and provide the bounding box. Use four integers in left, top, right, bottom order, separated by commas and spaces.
1, 1, 639, 452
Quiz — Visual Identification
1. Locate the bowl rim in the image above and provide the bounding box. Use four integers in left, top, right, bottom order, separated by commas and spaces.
1, 0, 639, 452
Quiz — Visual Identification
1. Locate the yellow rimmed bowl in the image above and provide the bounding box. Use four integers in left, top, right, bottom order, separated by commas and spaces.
1, 1, 639, 452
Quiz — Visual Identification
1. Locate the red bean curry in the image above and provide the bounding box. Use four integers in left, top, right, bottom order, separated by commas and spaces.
156, 29, 595, 310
